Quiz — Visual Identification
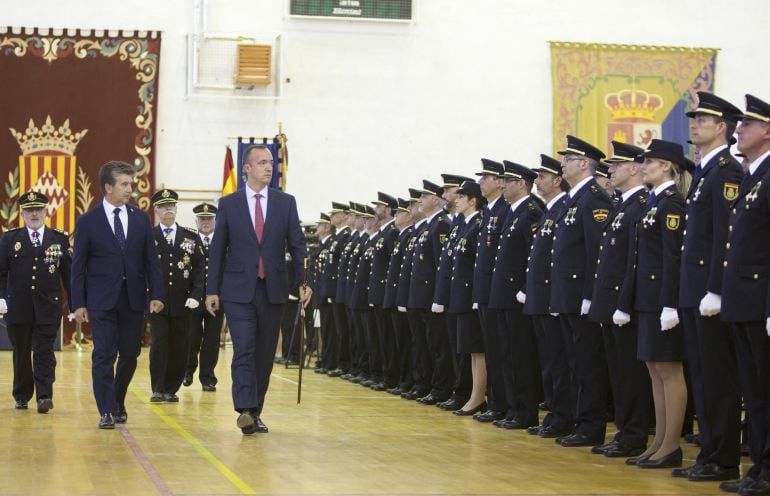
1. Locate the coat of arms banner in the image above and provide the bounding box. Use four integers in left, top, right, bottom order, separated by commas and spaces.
0, 27, 162, 234
550, 41, 718, 158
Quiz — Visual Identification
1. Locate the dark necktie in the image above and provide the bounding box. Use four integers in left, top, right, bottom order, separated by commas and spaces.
31, 231, 40, 247
163, 227, 173, 245
113, 208, 126, 251
255, 193, 265, 279
203, 235, 210, 247
740, 170, 752, 195
646, 191, 657, 207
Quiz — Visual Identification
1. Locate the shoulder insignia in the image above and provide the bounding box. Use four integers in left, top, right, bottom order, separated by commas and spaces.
665, 190, 674, 196
439, 234, 446, 244
719, 155, 729, 166
530, 223, 538, 233
666, 214, 681, 231
723, 183, 739, 201
475, 216, 482, 226
527, 201, 535, 210
639, 195, 647, 204
590, 184, 599, 193
13, 241, 21, 251
181, 226, 198, 234
592, 209, 609, 222
50, 227, 68, 236
5, 226, 23, 232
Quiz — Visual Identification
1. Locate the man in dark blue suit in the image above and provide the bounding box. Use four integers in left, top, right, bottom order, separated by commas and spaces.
71, 160, 165, 429
206, 144, 309, 435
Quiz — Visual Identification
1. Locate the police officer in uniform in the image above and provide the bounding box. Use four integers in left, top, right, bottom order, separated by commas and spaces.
588, 141, 651, 457
720, 94, 770, 496
313, 212, 336, 374
340, 203, 363, 381
676, 92, 744, 482
522, 154, 572, 438
349, 204, 374, 384
0, 192, 71, 413
551, 135, 614, 447
184, 202, 223, 392
149, 189, 205, 402
490, 161, 543, 429
322, 201, 352, 377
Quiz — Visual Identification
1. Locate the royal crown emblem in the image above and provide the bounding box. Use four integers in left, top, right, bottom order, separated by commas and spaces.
604, 88, 663, 122
162, 189, 170, 198
10, 116, 88, 156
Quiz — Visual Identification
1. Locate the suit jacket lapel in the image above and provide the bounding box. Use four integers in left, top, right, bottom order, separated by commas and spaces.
100, 204, 124, 252
261, 190, 277, 245
237, 189, 259, 245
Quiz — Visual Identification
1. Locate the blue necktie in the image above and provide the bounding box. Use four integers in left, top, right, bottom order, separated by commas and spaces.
646, 191, 657, 206
113, 208, 126, 251
163, 227, 173, 244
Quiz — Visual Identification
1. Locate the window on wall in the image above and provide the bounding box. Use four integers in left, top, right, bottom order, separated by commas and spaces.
289, 0, 413, 21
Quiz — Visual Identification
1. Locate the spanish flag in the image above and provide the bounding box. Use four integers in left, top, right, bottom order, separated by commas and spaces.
222, 146, 237, 196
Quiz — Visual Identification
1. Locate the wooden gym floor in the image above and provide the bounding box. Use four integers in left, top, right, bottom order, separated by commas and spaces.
0, 348, 730, 496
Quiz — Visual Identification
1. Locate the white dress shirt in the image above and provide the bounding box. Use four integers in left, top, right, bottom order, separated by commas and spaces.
103, 198, 128, 237
245, 183, 269, 229
159, 222, 177, 244
27, 225, 45, 245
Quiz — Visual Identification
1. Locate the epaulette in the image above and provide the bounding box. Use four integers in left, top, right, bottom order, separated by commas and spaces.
51, 227, 69, 236
590, 184, 599, 193
474, 216, 482, 226
180, 226, 198, 234
665, 190, 674, 196
527, 201, 536, 210
639, 195, 647, 204
4, 227, 23, 232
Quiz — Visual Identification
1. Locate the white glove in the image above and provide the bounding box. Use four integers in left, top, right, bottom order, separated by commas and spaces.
472, 303, 479, 310
184, 298, 200, 309
397, 306, 407, 313
327, 297, 332, 304
550, 313, 559, 317
767, 317, 770, 337
0, 298, 6, 314
67, 313, 76, 322
660, 307, 679, 331
580, 299, 591, 315
369, 303, 374, 307
431, 303, 444, 314
612, 310, 631, 327
288, 294, 299, 301
516, 291, 526, 304
699, 291, 721, 317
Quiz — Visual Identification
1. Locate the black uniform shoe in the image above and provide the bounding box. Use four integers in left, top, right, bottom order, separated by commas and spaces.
370, 382, 387, 392
687, 463, 740, 482
672, 463, 703, 478
559, 433, 605, 448
255, 417, 268, 433
37, 398, 53, 414
625, 453, 652, 466
114, 408, 128, 424
591, 440, 619, 454
237, 412, 256, 435
202, 383, 216, 392
183, 373, 193, 387
98, 413, 115, 429
417, 394, 445, 405
502, 419, 536, 430
386, 387, 402, 395
164, 393, 179, 402
437, 398, 465, 411
14, 400, 28, 410
637, 448, 683, 468
740, 479, 770, 496
453, 402, 486, 416
719, 476, 753, 493
539, 426, 573, 438
526, 425, 544, 436
150, 392, 164, 402
327, 368, 344, 378
473, 410, 506, 422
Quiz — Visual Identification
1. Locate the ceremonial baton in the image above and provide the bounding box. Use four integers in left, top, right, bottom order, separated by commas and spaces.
297, 257, 308, 404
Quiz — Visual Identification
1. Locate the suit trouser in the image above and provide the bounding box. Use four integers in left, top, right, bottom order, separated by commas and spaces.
379, 307, 400, 387
421, 310, 454, 399
445, 313, 471, 402
223, 279, 285, 415
479, 305, 507, 413
150, 313, 192, 394
186, 311, 224, 385
681, 308, 741, 468
330, 302, 350, 371
559, 313, 608, 440
407, 308, 431, 394
601, 320, 650, 448
390, 309, 413, 391
498, 309, 540, 424
346, 307, 361, 376
368, 306, 387, 383
90, 284, 145, 415
731, 321, 769, 479
7, 322, 58, 402
532, 315, 573, 430
318, 302, 336, 369
354, 309, 372, 378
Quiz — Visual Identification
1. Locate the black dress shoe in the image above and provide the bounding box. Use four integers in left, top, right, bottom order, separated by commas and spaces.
183, 373, 193, 387
350, 375, 364, 384
14, 400, 28, 410
327, 368, 343, 378
526, 425, 544, 436
671, 463, 703, 478
313, 367, 327, 374
687, 463, 740, 482
538, 402, 548, 411
720, 476, 754, 493
637, 447, 683, 468
591, 440, 619, 454
202, 383, 216, 392
604, 444, 646, 458
492, 418, 512, 428
453, 402, 486, 416
401, 390, 422, 400
502, 419, 536, 430
473, 410, 506, 422
98, 413, 115, 429
237, 412, 256, 434
341, 373, 353, 381
255, 417, 268, 433
360, 379, 374, 388
150, 392, 164, 403
625, 453, 652, 466
559, 433, 605, 447
741, 479, 770, 496
539, 426, 573, 438
164, 393, 179, 402
36, 398, 53, 414
114, 408, 128, 424
386, 387, 402, 395
370, 382, 387, 392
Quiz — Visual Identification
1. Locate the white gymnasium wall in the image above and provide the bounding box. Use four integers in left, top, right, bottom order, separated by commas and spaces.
5, 0, 770, 224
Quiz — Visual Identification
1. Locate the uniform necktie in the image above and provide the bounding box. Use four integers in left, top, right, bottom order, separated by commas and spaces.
163, 227, 173, 244
113, 208, 126, 251
255, 193, 265, 279
203, 235, 210, 247
646, 191, 657, 206
31, 231, 40, 247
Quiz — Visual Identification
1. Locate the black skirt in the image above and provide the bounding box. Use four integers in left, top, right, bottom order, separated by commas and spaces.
456, 311, 484, 354
637, 311, 684, 362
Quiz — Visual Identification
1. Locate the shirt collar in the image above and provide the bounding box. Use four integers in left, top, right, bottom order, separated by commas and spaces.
621, 185, 646, 203
424, 209, 441, 225
103, 198, 126, 214
160, 222, 176, 233
568, 176, 594, 198
654, 180, 675, 196
320, 234, 332, 244
413, 218, 426, 229
200, 231, 213, 241
748, 149, 770, 175
700, 144, 728, 171
508, 195, 528, 213
245, 183, 269, 199
27, 225, 45, 239
486, 195, 501, 210
546, 192, 567, 210
379, 219, 395, 232
464, 211, 479, 223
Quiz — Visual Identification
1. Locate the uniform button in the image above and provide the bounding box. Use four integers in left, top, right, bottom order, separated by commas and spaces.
526, 268, 529, 272
32, 266, 36, 270
602, 232, 607, 237
726, 243, 730, 249
545, 279, 549, 284
614, 286, 619, 291
685, 214, 689, 220
34, 258, 38, 261
550, 262, 554, 267
32, 275, 36, 280
599, 246, 603, 250
169, 272, 173, 275
732, 208, 737, 214
651, 275, 656, 280
699, 260, 704, 265
169, 281, 174, 286
729, 226, 733, 232
509, 277, 513, 282
451, 276, 454, 280
31, 285, 36, 290
686, 199, 691, 205
754, 274, 759, 280
594, 274, 597, 279
465, 283, 469, 287
723, 261, 728, 267
572, 274, 577, 279
683, 230, 687, 235
169, 262, 173, 266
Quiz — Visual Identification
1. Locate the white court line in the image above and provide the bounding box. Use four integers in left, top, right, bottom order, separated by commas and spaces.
270, 373, 298, 385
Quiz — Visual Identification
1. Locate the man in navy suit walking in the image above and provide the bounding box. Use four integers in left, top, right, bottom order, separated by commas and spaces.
206, 144, 309, 435
71, 160, 165, 429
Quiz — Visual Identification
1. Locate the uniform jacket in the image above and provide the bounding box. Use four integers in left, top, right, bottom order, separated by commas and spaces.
71, 203, 164, 312
207, 188, 307, 305
368, 220, 398, 306
524, 194, 567, 316
313, 236, 333, 296
472, 196, 508, 304
153, 225, 205, 317
320, 226, 349, 299
383, 226, 413, 309
588, 187, 648, 323
448, 213, 482, 313
722, 155, 770, 322
679, 148, 743, 307
193, 233, 216, 315
408, 211, 450, 309
395, 226, 421, 308
351, 233, 375, 310
489, 196, 543, 310
345, 232, 368, 307
633, 185, 685, 313
549, 178, 614, 314
433, 214, 463, 306
335, 229, 357, 304
0, 227, 71, 324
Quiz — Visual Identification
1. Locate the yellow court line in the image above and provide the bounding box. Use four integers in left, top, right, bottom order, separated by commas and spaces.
128, 385, 256, 495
